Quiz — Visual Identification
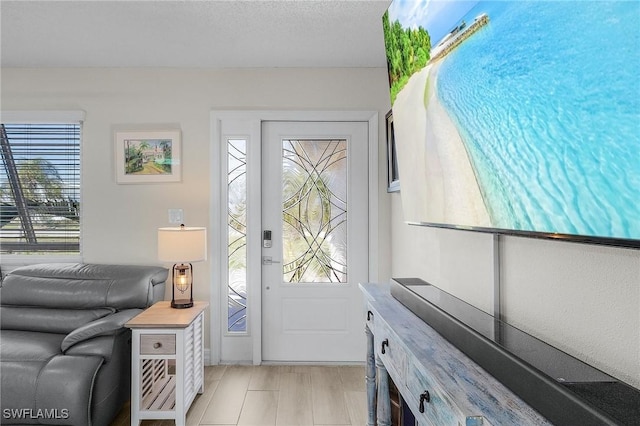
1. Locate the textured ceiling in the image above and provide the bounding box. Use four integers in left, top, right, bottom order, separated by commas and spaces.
1, 0, 390, 68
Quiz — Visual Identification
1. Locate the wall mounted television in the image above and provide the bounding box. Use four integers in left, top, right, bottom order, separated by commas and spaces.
383, 0, 640, 248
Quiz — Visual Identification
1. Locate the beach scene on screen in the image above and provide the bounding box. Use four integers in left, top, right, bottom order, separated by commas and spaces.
385, 0, 640, 240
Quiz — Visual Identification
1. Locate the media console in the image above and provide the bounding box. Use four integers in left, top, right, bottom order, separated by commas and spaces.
361, 280, 639, 425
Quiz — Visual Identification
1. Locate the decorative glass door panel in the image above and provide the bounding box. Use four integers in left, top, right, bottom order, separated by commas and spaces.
282, 139, 347, 283
227, 139, 247, 333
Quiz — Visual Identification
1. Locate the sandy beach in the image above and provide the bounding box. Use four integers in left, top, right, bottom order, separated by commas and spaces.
392, 62, 491, 227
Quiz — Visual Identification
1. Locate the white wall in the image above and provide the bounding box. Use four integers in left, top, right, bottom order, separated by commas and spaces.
5, 66, 638, 390
1, 67, 393, 349
391, 192, 640, 389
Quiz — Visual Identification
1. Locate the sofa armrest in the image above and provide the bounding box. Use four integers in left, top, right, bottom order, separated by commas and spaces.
61, 308, 142, 352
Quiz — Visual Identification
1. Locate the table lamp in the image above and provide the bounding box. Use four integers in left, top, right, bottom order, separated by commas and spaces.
158, 224, 207, 308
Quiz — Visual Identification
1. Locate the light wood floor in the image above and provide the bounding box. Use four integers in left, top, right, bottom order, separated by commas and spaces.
110, 365, 367, 426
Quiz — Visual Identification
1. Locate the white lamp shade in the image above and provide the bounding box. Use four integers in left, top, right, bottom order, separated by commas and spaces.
158, 226, 207, 262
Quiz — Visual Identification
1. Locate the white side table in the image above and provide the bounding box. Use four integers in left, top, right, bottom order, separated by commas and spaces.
125, 301, 208, 426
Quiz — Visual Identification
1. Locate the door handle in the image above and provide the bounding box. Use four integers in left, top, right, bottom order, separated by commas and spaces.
262, 256, 281, 265
419, 391, 431, 413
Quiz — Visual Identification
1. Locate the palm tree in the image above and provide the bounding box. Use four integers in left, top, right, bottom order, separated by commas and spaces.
0, 158, 78, 230
17, 159, 64, 203
125, 140, 150, 174
159, 140, 172, 173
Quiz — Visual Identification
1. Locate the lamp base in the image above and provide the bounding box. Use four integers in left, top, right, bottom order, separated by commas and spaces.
171, 299, 194, 309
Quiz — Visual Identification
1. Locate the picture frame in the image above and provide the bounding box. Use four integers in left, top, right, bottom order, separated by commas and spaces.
114, 129, 181, 184
386, 110, 400, 192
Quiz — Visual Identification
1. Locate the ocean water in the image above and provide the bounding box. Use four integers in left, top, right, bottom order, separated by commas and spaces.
436, 1, 640, 240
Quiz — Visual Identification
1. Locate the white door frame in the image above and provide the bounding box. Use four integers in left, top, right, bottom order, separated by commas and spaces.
210, 110, 379, 365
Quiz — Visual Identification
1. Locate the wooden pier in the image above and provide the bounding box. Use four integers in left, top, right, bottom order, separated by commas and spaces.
430, 13, 490, 63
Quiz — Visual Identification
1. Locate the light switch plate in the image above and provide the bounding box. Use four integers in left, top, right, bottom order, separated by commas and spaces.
168, 209, 183, 224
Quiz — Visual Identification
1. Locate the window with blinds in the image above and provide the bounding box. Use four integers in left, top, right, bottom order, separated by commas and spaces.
0, 122, 81, 254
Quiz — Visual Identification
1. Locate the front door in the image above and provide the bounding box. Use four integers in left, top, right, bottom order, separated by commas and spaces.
261, 121, 368, 362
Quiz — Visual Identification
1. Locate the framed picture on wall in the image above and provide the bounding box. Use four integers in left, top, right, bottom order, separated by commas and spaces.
114, 129, 181, 184
386, 110, 400, 192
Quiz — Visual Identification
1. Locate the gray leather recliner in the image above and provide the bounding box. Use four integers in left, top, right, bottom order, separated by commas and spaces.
0, 263, 168, 426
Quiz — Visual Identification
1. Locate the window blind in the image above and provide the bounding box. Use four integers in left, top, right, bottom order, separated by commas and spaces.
0, 123, 81, 254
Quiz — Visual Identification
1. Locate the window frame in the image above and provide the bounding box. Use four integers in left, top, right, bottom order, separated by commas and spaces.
1, 110, 84, 266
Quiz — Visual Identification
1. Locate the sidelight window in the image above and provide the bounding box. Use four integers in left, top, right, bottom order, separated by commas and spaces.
227, 138, 247, 332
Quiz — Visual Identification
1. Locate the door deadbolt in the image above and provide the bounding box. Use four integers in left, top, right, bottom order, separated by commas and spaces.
263, 230, 272, 248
